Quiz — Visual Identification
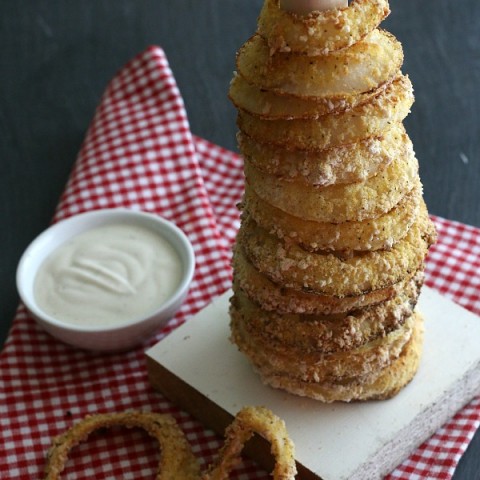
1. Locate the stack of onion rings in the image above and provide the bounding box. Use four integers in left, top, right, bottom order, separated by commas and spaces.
228, 0, 437, 402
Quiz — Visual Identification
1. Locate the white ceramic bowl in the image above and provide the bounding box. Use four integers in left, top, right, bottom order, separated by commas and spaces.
16, 209, 195, 352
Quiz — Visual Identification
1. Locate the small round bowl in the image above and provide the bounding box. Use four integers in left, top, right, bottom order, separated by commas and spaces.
16, 208, 195, 352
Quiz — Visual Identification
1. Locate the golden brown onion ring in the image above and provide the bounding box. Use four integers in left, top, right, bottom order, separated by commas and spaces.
231, 305, 415, 382
244, 145, 418, 224
203, 406, 297, 480
44, 409, 297, 480
263, 313, 424, 402
233, 245, 425, 315
236, 29, 402, 98
243, 184, 422, 252
258, 0, 390, 55
237, 75, 413, 151
43, 411, 201, 480
229, 73, 389, 119
231, 281, 420, 354
238, 206, 436, 297
233, 245, 425, 314
238, 122, 407, 187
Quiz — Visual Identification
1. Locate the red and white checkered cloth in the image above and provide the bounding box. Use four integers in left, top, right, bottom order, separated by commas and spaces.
1, 47, 479, 480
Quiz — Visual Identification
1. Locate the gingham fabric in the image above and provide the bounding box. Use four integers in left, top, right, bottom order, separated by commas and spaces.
1, 47, 479, 480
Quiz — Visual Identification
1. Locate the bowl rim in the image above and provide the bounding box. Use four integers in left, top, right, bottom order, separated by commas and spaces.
16, 208, 195, 334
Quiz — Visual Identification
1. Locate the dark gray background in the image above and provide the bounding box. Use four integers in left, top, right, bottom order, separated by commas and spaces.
1, 1, 479, 477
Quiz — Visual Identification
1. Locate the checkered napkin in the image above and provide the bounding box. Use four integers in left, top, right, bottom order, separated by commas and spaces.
1, 47, 479, 480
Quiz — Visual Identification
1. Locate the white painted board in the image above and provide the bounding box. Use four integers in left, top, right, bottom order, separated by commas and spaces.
146, 287, 480, 479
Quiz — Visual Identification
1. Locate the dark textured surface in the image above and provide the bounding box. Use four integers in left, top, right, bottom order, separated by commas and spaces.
1, 1, 479, 477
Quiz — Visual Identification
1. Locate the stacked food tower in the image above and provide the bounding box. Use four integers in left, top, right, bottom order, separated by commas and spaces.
229, 0, 436, 402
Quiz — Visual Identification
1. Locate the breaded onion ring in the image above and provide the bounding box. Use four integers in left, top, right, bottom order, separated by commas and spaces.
231, 306, 415, 382
231, 281, 420, 354
238, 122, 407, 187
242, 184, 422, 252
44, 408, 297, 480
237, 29, 402, 98
43, 411, 201, 480
244, 143, 418, 224
233, 245, 425, 315
263, 313, 424, 402
203, 406, 297, 480
237, 75, 413, 151
258, 0, 390, 55
238, 206, 436, 297
229, 73, 390, 119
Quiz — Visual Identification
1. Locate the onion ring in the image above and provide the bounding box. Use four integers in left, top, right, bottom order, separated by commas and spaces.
237, 75, 413, 151
258, 0, 390, 55
203, 406, 297, 480
43, 411, 201, 480
244, 140, 418, 224
231, 304, 415, 382
238, 122, 407, 187
236, 29, 402, 98
44, 408, 297, 480
237, 206, 436, 297
229, 73, 390, 119
233, 245, 425, 315
242, 183, 422, 252
263, 313, 424, 402
231, 279, 420, 354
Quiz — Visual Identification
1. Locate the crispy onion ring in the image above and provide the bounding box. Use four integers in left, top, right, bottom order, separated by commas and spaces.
236, 29, 402, 98
244, 142, 418, 224
237, 75, 413, 151
43, 411, 201, 480
229, 73, 390, 119
231, 280, 420, 354
238, 206, 436, 297
263, 313, 424, 402
231, 304, 415, 382
242, 184, 422, 252
44, 408, 297, 480
238, 122, 407, 187
258, 0, 390, 55
233, 245, 425, 315
203, 406, 297, 480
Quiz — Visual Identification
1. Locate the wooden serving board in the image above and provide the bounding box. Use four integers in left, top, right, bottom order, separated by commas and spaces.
146, 287, 480, 479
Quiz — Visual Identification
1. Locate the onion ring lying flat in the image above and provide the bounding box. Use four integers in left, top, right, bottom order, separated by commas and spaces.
244, 142, 418, 224
203, 406, 297, 480
44, 408, 297, 480
238, 122, 407, 187
258, 0, 390, 55
243, 183, 422, 252
231, 304, 414, 382
263, 313, 424, 402
43, 411, 201, 480
238, 205, 436, 297
231, 279, 420, 354
237, 29, 402, 98
234, 245, 425, 315
233, 245, 425, 315
237, 75, 413, 151
229, 73, 390, 119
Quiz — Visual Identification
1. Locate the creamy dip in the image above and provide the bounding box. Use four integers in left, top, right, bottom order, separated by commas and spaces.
34, 223, 183, 327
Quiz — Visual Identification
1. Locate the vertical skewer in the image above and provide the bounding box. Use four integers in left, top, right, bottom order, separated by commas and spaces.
280, 0, 348, 15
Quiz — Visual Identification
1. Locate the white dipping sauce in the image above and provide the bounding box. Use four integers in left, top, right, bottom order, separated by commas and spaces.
34, 223, 183, 327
